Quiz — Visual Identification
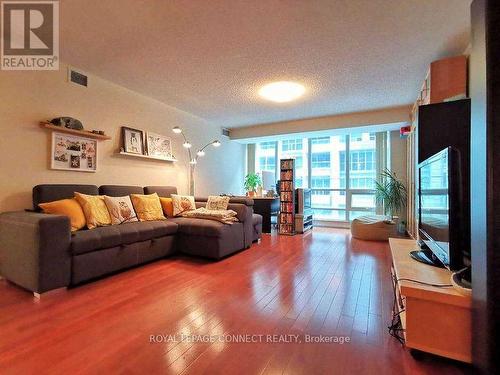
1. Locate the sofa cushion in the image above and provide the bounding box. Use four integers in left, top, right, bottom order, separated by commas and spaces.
168, 217, 230, 238
99, 185, 144, 196
253, 213, 263, 226
144, 186, 178, 197
71, 220, 178, 255
33, 184, 99, 210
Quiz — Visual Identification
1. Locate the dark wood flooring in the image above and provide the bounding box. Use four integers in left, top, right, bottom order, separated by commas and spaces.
0, 228, 472, 374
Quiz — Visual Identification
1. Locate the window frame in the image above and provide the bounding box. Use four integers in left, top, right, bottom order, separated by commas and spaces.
254, 132, 385, 222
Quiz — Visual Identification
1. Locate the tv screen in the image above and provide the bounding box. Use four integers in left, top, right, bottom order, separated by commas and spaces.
418, 148, 451, 267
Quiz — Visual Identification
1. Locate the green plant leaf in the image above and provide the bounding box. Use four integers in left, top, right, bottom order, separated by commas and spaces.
374, 168, 407, 216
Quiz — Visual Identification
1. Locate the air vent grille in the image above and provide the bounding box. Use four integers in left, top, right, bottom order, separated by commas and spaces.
222, 128, 230, 137
70, 69, 88, 87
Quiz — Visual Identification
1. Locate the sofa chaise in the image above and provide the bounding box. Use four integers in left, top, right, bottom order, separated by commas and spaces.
0, 184, 262, 296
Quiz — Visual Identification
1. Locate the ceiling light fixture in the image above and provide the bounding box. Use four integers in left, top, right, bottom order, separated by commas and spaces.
172, 126, 182, 134
258, 81, 306, 103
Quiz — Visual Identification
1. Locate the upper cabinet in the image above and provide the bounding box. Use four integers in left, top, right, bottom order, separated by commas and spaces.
411, 55, 468, 124
428, 55, 468, 104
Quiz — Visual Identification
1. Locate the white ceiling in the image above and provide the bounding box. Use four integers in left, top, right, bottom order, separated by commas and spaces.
60, 0, 471, 128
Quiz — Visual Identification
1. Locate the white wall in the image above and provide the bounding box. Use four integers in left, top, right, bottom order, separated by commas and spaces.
0, 65, 246, 211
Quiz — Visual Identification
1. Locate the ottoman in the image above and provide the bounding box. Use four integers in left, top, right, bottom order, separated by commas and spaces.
351, 215, 397, 241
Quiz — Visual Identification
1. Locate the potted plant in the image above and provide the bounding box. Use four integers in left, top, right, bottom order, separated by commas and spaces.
244, 173, 262, 197
374, 168, 407, 220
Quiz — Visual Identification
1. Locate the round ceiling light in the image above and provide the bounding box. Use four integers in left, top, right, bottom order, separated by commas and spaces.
258, 81, 306, 103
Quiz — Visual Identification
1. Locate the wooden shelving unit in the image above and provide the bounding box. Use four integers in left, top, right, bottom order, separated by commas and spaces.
39, 122, 111, 140
117, 151, 177, 162
389, 238, 471, 363
278, 158, 295, 235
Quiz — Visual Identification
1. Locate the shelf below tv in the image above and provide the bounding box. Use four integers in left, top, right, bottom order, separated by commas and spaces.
389, 238, 471, 363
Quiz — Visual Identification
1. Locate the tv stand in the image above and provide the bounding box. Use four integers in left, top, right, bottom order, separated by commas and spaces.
409, 249, 445, 268
389, 238, 471, 363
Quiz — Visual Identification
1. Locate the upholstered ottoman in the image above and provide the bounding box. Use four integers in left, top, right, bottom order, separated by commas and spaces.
252, 214, 263, 242
350, 215, 397, 241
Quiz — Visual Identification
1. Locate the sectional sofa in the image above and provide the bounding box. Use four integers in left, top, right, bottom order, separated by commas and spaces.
0, 184, 262, 296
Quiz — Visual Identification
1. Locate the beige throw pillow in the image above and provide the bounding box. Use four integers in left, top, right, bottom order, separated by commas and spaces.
171, 194, 196, 216
74, 192, 112, 229
103, 195, 138, 225
206, 195, 230, 211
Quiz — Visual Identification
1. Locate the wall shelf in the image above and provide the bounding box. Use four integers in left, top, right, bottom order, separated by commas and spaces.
117, 151, 177, 162
40, 122, 112, 140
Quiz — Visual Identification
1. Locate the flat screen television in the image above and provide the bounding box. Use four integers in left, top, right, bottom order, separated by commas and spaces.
416, 147, 468, 270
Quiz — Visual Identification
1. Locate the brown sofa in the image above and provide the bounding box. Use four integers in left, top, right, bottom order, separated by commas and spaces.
0, 184, 257, 294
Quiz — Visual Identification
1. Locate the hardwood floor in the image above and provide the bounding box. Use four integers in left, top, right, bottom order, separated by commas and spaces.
0, 228, 472, 374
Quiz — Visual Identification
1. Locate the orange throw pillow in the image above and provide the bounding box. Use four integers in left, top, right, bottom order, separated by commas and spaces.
39, 198, 86, 232
159, 197, 174, 217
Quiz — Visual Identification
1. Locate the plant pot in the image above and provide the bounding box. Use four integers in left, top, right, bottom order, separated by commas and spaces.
247, 191, 256, 197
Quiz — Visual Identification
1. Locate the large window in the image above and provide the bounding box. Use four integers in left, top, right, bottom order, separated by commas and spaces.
311, 152, 331, 168
255, 142, 276, 173
278, 138, 308, 188
282, 139, 303, 152
254, 131, 385, 221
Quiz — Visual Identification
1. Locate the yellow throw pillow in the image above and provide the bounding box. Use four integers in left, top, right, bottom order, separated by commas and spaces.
171, 194, 196, 216
74, 192, 111, 229
39, 198, 86, 232
159, 197, 174, 217
130, 193, 166, 221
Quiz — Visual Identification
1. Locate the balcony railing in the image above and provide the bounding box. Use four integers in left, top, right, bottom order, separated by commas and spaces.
310, 188, 377, 221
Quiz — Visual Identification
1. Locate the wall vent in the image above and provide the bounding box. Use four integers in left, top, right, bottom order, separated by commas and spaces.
222, 128, 230, 137
68, 68, 88, 87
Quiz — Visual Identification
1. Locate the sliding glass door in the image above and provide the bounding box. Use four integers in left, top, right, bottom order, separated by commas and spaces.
254, 131, 385, 222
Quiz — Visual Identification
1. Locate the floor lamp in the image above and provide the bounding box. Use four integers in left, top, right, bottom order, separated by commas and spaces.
172, 126, 221, 196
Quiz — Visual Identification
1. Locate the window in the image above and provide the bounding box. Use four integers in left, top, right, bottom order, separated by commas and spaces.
350, 150, 375, 171
352, 135, 363, 142
254, 132, 385, 222
311, 176, 330, 196
281, 139, 303, 152
311, 152, 330, 168
259, 142, 275, 150
311, 137, 330, 145
339, 151, 346, 171
258, 156, 275, 172
311, 176, 330, 188
349, 133, 376, 190
255, 141, 276, 173
295, 156, 303, 169
278, 138, 308, 188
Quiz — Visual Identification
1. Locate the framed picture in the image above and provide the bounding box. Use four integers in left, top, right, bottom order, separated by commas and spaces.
51, 132, 97, 172
146, 132, 173, 159
121, 126, 144, 155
